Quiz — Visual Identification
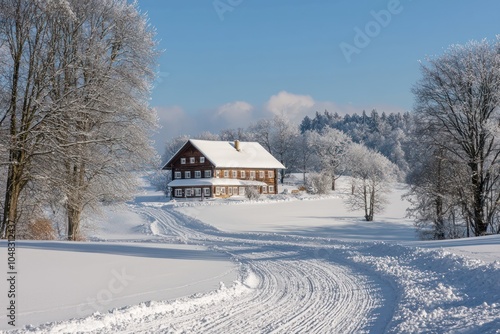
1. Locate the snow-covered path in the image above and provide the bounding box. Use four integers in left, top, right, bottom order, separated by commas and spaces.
101, 206, 393, 334
8, 200, 500, 333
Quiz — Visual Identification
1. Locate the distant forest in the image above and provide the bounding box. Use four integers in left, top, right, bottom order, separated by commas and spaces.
300, 110, 414, 174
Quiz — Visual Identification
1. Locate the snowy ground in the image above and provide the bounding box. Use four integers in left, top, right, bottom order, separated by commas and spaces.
1, 177, 499, 333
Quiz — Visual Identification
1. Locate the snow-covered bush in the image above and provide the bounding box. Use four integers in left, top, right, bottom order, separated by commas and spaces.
305, 172, 332, 195
245, 186, 261, 200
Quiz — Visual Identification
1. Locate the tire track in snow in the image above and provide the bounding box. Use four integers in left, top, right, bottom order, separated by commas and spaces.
21, 206, 392, 334
118, 206, 388, 333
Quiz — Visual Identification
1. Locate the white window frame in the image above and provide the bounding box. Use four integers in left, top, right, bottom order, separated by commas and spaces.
223, 170, 229, 178
241, 171, 246, 178
228, 187, 233, 195
232, 170, 237, 178
262, 185, 267, 193
215, 187, 221, 195
200, 157, 205, 163
233, 187, 238, 195
204, 188, 211, 197
175, 189, 182, 197
221, 187, 226, 195
216, 170, 220, 177
174, 171, 181, 179
180, 158, 186, 164
204, 170, 212, 178
195, 188, 201, 197
259, 171, 265, 179
185, 171, 191, 179
190, 157, 195, 164
185, 188, 192, 197
268, 170, 274, 178
269, 185, 274, 193
239, 187, 245, 196
194, 171, 201, 179
249, 171, 255, 179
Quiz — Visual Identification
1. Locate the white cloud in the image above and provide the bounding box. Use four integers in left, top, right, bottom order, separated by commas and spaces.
214, 101, 254, 128
265, 91, 315, 123
265, 91, 406, 124
150, 94, 407, 153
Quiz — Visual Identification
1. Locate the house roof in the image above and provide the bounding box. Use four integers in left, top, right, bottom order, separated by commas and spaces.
163, 139, 286, 169
168, 178, 267, 187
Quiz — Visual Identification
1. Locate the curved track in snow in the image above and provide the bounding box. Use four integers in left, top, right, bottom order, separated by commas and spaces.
111, 206, 391, 334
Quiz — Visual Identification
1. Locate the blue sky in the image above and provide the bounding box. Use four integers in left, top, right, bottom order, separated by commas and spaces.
136, 0, 500, 150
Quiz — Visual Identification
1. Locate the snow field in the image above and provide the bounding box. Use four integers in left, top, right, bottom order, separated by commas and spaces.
2, 177, 499, 333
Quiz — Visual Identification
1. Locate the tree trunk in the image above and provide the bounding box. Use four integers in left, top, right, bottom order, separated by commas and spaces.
67, 205, 81, 241
470, 163, 487, 236
1, 164, 22, 239
363, 181, 370, 221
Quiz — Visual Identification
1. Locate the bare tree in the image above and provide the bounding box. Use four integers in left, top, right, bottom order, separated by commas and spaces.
413, 38, 500, 236
0, 0, 159, 240
345, 143, 398, 221
0, 0, 56, 237
308, 127, 352, 190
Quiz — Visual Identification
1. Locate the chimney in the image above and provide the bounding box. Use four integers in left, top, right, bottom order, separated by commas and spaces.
234, 140, 241, 151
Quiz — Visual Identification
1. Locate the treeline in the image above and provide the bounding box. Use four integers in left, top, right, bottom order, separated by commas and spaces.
300, 110, 414, 173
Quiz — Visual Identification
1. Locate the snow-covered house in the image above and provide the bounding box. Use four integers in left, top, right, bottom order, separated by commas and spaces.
163, 139, 286, 199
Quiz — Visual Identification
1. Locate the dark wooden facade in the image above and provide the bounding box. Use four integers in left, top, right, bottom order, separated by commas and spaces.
164, 141, 280, 199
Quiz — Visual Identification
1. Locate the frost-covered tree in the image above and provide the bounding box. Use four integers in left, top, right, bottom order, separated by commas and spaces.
308, 127, 351, 190
405, 146, 466, 240
412, 38, 500, 236
0, 0, 159, 240
345, 143, 399, 221
247, 114, 299, 183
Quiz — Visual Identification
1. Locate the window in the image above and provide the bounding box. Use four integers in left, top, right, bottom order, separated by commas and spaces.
185, 171, 191, 179
221, 187, 226, 195
241, 171, 246, 178
269, 185, 274, 193
174, 171, 181, 179
249, 171, 255, 179
175, 189, 182, 197
195, 188, 201, 197
204, 170, 212, 178
232, 170, 237, 178
215, 187, 221, 195
200, 157, 205, 163
204, 188, 211, 197
185, 188, 192, 197
228, 187, 233, 195
259, 171, 265, 179
262, 185, 267, 193
268, 170, 274, 178
180, 158, 186, 164
216, 170, 220, 177
239, 187, 245, 196
223, 170, 229, 178
195, 171, 201, 179
190, 157, 195, 164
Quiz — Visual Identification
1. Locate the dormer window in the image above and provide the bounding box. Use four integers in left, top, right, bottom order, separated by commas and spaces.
180, 158, 186, 164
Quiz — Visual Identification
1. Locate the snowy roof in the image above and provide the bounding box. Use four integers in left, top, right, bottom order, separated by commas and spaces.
168, 178, 267, 187
164, 139, 286, 169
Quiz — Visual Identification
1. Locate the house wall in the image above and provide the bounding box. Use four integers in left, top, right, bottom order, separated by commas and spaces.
167, 142, 281, 199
